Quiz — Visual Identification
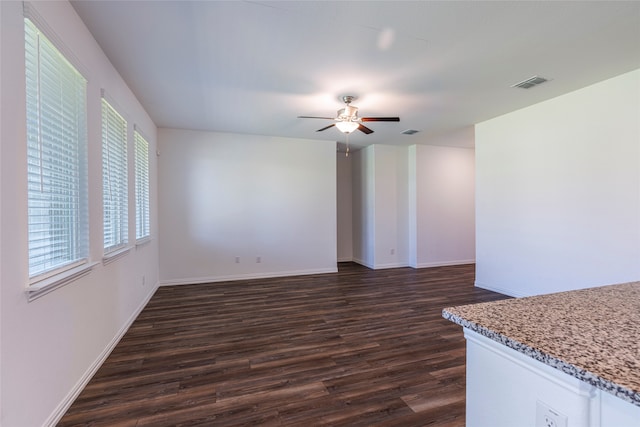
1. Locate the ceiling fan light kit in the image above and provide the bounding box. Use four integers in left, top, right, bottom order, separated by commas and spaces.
335, 121, 360, 133
298, 95, 400, 134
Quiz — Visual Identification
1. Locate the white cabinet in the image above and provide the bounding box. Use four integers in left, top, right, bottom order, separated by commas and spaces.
464, 330, 640, 427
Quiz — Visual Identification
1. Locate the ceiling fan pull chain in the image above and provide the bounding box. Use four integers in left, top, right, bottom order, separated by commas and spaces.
346, 133, 350, 157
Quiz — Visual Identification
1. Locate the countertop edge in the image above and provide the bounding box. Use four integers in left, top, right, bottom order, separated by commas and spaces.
442, 308, 640, 407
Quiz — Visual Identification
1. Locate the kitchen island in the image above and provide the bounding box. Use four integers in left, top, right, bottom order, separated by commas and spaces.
443, 281, 640, 427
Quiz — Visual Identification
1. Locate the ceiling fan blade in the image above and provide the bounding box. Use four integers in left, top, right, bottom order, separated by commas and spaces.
316, 124, 336, 132
298, 115, 336, 120
358, 124, 374, 134
361, 117, 400, 122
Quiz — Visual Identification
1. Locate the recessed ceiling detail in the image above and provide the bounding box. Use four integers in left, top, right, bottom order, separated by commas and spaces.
512, 76, 549, 89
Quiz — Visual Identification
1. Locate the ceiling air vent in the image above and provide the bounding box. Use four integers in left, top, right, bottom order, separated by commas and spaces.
401, 129, 419, 135
511, 76, 548, 89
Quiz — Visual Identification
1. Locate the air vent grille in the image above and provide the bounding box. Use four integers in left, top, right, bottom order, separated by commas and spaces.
401, 129, 419, 135
512, 76, 548, 89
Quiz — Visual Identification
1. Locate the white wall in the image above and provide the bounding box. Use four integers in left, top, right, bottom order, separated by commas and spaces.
353, 143, 475, 270
1, 2, 159, 426
409, 144, 476, 268
373, 145, 409, 269
476, 69, 640, 297
352, 145, 409, 269
158, 129, 337, 284
394, 146, 410, 267
337, 152, 353, 261
351, 146, 376, 267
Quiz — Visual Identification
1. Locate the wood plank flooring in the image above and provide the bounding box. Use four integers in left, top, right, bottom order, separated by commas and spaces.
58, 263, 509, 427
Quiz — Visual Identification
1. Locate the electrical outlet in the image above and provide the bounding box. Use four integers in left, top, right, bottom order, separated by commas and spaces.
235, 256, 240, 263
536, 400, 568, 427
390, 248, 395, 255
141, 275, 146, 286
256, 256, 261, 263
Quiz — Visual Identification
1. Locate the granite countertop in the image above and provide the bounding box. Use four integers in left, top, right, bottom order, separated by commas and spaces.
442, 281, 640, 407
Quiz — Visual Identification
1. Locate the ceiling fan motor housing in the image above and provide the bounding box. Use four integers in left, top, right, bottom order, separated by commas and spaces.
338, 105, 359, 121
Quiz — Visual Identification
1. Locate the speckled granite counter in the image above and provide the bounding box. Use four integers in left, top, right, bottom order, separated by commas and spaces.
443, 281, 640, 407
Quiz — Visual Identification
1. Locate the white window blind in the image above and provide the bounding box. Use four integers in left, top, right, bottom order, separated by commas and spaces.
101, 98, 128, 253
134, 129, 150, 240
25, 17, 89, 278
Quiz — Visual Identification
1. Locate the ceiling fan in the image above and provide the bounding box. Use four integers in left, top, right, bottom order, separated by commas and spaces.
298, 95, 400, 134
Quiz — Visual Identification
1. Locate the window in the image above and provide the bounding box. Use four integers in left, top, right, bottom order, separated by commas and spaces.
25, 17, 88, 278
101, 97, 128, 253
134, 129, 150, 240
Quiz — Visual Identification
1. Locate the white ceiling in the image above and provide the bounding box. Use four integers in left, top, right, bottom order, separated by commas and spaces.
71, 1, 640, 149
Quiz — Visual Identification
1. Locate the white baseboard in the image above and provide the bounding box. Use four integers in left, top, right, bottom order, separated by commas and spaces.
337, 257, 353, 262
412, 259, 475, 269
372, 262, 409, 269
352, 258, 374, 269
45, 281, 160, 427
160, 267, 339, 286
474, 280, 525, 298
351, 259, 409, 270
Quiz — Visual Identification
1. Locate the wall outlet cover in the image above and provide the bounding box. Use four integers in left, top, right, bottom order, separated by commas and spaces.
536, 400, 568, 427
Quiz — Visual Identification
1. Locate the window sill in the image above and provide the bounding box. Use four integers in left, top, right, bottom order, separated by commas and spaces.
27, 261, 99, 302
135, 236, 152, 248
102, 246, 131, 265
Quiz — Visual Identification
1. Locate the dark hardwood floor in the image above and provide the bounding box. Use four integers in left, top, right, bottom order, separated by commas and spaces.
59, 263, 509, 427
